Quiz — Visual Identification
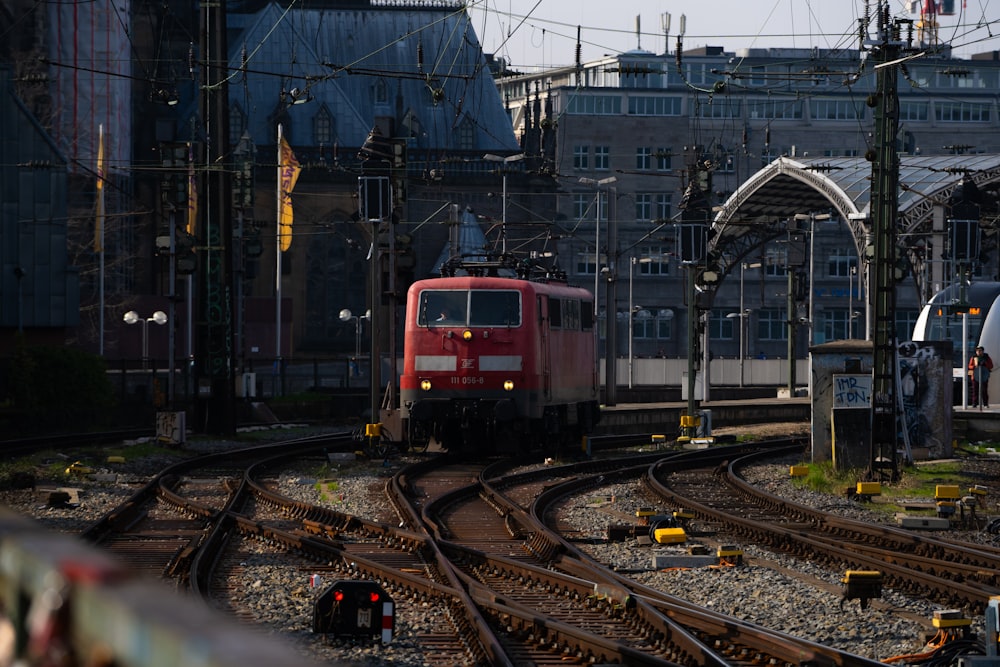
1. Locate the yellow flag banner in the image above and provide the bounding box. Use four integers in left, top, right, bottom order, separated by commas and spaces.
94, 126, 105, 252
278, 136, 301, 252
186, 142, 198, 236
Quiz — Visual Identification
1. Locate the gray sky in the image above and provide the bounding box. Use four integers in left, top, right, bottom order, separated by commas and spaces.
467, 1, 1000, 71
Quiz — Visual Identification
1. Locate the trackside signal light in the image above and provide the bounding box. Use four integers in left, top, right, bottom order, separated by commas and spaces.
503, 380, 514, 391
420, 379, 432, 391
314, 580, 394, 641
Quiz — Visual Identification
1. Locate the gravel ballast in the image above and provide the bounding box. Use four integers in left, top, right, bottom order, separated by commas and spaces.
2, 426, 996, 664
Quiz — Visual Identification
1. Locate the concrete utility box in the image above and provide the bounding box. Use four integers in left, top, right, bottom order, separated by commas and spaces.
830, 373, 871, 469
898, 340, 953, 459
810, 340, 953, 467
810, 340, 872, 464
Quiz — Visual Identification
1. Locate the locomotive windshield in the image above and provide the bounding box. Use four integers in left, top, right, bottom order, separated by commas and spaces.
418, 289, 521, 327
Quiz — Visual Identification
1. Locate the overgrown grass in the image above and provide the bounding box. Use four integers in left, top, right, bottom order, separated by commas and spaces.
791, 460, 857, 494
314, 480, 339, 493
790, 458, 966, 507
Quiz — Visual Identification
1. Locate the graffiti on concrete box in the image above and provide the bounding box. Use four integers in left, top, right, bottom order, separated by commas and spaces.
833, 374, 871, 408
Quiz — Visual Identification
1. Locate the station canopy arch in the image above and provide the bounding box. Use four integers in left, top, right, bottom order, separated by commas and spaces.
708, 154, 1000, 285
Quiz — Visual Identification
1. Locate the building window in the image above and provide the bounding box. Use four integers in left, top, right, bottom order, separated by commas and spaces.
900, 102, 929, 121
896, 309, 919, 338
573, 145, 589, 169
635, 194, 652, 221
453, 115, 475, 150
654, 193, 671, 221
594, 146, 610, 170
655, 309, 674, 340
314, 106, 333, 145
828, 249, 856, 277
758, 309, 787, 341
567, 94, 622, 115
636, 147, 653, 170
656, 148, 672, 171
628, 96, 682, 116
576, 250, 598, 276
684, 62, 708, 85
824, 309, 853, 341
709, 309, 736, 340
618, 61, 652, 88
638, 246, 670, 276
935, 101, 991, 122
577, 192, 609, 221
747, 99, 803, 119
765, 247, 788, 276
698, 99, 741, 118
374, 79, 389, 104
810, 99, 863, 120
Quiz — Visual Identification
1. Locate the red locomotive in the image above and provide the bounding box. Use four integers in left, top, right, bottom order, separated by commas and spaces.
397, 266, 601, 454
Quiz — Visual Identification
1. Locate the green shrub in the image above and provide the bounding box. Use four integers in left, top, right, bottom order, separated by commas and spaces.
5, 341, 117, 433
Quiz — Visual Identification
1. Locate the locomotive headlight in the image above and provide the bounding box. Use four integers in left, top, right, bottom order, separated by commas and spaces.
420, 379, 432, 391
503, 380, 514, 391
462, 329, 473, 341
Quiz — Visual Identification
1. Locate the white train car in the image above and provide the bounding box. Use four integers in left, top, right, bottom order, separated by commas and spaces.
912, 281, 1000, 404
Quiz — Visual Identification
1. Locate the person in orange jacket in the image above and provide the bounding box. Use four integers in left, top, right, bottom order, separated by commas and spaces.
969, 345, 994, 407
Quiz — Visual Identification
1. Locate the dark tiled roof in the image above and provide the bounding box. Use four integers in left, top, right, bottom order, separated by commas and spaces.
225, 3, 519, 153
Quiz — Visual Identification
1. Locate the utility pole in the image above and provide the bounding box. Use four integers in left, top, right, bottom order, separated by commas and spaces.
786, 221, 807, 396
605, 190, 618, 406
196, 0, 235, 434
358, 125, 402, 456
864, 2, 912, 480
678, 163, 711, 440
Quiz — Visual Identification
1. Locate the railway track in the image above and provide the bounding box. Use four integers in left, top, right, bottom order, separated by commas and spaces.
472, 440, 887, 667
60, 430, 998, 665
645, 447, 1000, 613
81, 435, 506, 665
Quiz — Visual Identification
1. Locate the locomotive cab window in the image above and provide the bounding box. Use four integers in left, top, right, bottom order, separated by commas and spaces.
470, 290, 520, 327
562, 299, 582, 330
549, 299, 582, 330
418, 289, 521, 327
419, 290, 469, 326
549, 299, 563, 328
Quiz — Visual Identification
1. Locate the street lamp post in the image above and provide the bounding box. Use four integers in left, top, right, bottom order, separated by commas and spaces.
483, 153, 524, 255
736, 261, 761, 386
339, 307, 371, 361
580, 176, 617, 403
629, 256, 652, 388
794, 212, 831, 345
726, 309, 751, 387
123, 310, 168, 369
849, 264, 857, 338
629, 259, 635, 390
